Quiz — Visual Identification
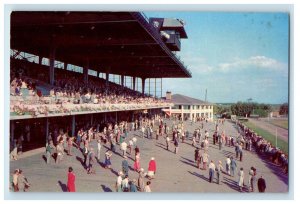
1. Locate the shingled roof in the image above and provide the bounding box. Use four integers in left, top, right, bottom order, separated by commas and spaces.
168, 94, 211, 105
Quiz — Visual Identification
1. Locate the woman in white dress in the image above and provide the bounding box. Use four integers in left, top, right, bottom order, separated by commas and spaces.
238, 167, 244, 192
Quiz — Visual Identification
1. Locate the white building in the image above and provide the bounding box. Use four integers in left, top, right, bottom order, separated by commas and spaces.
163, 92, 214, 121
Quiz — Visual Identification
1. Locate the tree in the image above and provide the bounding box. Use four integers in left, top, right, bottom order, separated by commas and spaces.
214, 104, 230, 115
230, 102, 271, 117
279, 103, 288, 115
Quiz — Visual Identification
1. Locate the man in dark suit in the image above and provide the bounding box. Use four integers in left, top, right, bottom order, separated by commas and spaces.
258, 175, 266, 192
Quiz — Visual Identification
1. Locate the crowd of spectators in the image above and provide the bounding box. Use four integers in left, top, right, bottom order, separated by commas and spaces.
234, 120, 288, 174
10, 67, 171, 117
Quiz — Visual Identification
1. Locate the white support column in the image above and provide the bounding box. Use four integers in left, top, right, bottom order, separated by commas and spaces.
181, 105, 184, 121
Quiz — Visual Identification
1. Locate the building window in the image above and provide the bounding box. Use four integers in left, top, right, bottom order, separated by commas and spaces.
183, 105, 190, 110
173, 105, 180, 109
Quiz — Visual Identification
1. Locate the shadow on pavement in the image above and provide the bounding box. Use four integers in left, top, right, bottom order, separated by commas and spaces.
180, 160, 197, 168
181, 156, 195, 164
155, 144, 168, 151
222, 177, 239, 192
128, 166, 135, 171
58, 180, 68, 192
187, 171, 210, 182
156, 142, 166, 146
110, 168, 119, 176
209, 145, 220, 150
42, 155, 47, 163
75, 156, 86, 169
97, 160, 105, 168
114, 150, 126, 158
101, 184, 113, 192
222, 150, 235, 158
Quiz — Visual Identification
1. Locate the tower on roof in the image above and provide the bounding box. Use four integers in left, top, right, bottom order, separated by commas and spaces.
166, 91, 172, 100
149, 18, 188, 51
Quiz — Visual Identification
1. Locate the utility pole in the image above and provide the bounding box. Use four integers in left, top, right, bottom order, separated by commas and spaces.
276, 128, 278, 148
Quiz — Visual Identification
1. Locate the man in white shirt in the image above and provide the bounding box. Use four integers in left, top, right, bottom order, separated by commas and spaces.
132, 136, 137, 147
120, 141, 127, 157
121, 175, 129, 192
128, 140, 133, 154
141, 126, 145, 138
97, 140, 101, 161
166, 135, 170, 150
204, 138, 209, 151
205, 130, 209, 139
226, 156, 231, 175
116, 171, 123, 192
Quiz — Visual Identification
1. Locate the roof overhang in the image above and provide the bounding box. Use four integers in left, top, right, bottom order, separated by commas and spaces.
11, 11, 192, 79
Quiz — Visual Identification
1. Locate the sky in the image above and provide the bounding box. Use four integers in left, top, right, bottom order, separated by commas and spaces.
144, 11, 289, 104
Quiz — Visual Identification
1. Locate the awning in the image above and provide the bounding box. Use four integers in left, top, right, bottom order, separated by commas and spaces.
162, 110, 171, 116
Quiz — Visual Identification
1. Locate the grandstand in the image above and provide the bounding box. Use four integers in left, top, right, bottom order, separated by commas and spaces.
10, 11, 191, 151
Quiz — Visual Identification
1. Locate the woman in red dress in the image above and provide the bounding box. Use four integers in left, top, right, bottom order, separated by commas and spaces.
133, 152, 141, 172
147, 157, 157, 179
67, 167, 76, 192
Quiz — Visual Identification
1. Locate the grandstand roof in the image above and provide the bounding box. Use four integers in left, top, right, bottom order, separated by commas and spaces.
11, 11, 192, 79
168, 94, 211, 105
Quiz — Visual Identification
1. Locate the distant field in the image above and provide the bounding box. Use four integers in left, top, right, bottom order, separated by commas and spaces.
268, 119, 288, 130
243, 121, 288, 154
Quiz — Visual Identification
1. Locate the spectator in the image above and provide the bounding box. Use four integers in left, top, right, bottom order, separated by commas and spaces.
258, 175, 266, 192
145, 181, 151, 192
67, 167, 76, 192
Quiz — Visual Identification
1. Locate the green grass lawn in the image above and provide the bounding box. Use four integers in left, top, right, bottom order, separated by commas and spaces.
269, 119, 288, 130
243, 121, 288, 154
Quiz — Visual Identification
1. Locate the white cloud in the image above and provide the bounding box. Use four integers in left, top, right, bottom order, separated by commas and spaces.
180, 55, 214, 74
217, 56, 287, 73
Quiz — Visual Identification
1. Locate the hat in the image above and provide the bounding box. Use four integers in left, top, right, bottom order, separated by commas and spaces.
151, 157, 155, 160
140, 168, 144, 172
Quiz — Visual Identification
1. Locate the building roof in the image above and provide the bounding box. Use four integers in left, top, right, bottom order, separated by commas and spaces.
11, 11, 192, 78
168, 94, 211, 105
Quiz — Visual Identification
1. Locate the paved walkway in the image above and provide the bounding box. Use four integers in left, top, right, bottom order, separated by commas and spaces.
10, 119, 288, 193
248, 118, 288, 142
